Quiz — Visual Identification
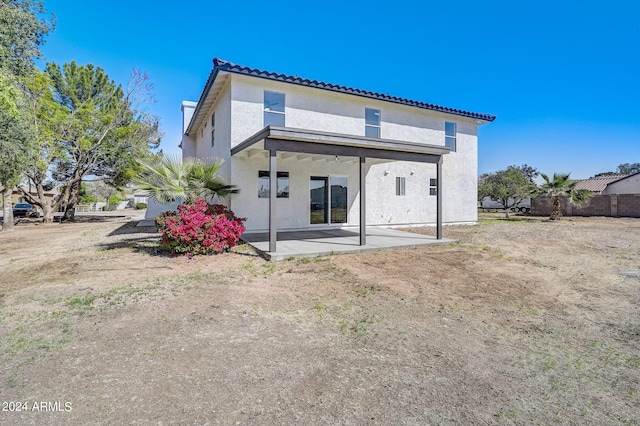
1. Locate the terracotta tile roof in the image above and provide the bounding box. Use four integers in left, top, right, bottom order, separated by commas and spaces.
206, 58, 497, 123
574, 174, 629, 193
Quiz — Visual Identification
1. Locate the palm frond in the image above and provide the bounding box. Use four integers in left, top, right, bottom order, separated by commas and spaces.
135, 154, 238, 204
570, 188, 592, 207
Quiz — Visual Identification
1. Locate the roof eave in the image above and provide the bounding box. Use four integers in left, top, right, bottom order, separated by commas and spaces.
185, 65, 220, 136
187, 58, 496, 135
213, 58, 496, 122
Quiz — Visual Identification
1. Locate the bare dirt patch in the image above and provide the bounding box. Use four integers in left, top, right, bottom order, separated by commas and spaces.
0, 215, 638, 424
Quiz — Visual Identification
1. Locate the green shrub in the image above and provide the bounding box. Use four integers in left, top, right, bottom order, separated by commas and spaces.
135, 202, 147, 210
78, 195, 98, 203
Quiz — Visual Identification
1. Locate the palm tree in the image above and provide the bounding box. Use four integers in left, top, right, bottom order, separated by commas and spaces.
537, 173, 591, 220
135, 154, 238, 204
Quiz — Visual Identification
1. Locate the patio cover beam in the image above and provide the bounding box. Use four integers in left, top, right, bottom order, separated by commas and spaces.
263, 138, 442, 164
231, 126, 450, 159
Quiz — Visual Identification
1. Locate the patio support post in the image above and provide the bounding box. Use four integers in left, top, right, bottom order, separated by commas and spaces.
360, 156, 366, 246
436, 157, 443, 239
269, 148, 277, 252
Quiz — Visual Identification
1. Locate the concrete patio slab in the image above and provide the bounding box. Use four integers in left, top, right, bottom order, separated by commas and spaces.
241, 227, 456, 260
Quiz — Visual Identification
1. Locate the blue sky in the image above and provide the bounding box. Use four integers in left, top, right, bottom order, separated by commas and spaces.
39, 0, 639, 179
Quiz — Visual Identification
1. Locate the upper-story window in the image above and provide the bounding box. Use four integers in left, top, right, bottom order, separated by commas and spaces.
445, 121, 457, 152
365, 108, 380, 138
210, 113, 215, 147
264, 91, 285, 127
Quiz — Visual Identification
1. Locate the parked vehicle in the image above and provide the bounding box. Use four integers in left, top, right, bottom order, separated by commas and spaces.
479, 197, 531, 213
13, 203, 37, 217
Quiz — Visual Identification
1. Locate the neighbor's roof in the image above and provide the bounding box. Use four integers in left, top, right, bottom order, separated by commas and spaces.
575, 174, 629, 193
186, 58, 496, 134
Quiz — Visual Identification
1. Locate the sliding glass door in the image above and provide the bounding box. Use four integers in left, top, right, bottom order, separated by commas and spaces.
330, 177, 347, 223
310, 176, 328, 224
310, 176, 347, 224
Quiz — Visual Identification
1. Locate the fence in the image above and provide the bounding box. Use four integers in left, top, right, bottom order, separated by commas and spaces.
531, 194, 640, 218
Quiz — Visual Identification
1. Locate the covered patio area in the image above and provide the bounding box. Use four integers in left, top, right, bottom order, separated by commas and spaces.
241, 227, 455, 260
232, 126, 451, 256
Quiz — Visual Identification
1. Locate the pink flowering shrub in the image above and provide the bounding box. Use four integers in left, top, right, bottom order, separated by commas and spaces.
155, 198, 246, 256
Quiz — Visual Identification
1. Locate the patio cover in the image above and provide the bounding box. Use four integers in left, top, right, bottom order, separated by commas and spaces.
231, 126, 450, 253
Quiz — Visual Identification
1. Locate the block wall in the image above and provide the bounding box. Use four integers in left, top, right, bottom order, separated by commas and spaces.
531, 194, 640, 218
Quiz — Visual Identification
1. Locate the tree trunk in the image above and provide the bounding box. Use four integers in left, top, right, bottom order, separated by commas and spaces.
550, 196, 562, 220
41, 203, 56, 223
62, 180, 80, 221
19, 182, 56, 224
1, 189, 15, 231
20, 172, 78, 224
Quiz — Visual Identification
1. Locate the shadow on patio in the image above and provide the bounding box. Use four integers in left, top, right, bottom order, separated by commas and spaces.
241, 227, 456, 260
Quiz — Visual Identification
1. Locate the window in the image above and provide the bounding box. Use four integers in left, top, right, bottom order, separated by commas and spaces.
264, 91, 285, 127
396, 177, 406, 196
430, 178, 437, 196
445, 121, 456, 152
210, 113, 215, 147
258, 171, 289, 198
365, 108, 380, 138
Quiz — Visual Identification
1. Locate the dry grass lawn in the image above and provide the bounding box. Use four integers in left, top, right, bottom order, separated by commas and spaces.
0, 214, 639, 425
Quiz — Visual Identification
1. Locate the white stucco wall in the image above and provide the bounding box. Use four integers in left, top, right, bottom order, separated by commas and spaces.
231, 156, 361, 231
180, 102, 197, 159
143, 198, 183, 223
366, 162, 437, 226
185, 71, 485, 231
227, 74, 466, 147
194, 85, 232, 184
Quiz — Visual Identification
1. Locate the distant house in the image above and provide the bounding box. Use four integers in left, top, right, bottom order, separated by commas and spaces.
571, 173, 640, 195
125, 191, 149, 208
601, 173, 640, 195
11, 187, 58, 206
169, 58, 496, 251
8, 187, 58, 215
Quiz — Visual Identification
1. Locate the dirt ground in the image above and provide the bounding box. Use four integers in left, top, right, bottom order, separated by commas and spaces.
0, 214, 638, 425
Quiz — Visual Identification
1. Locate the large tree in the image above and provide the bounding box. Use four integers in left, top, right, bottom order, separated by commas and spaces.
0, 0, 54, 77
19, 63, 161, 222
479, 166, 536, 218
616, 163, 640, 175
0, 0, 53, 229
592, 163, 640, 178
509, 164, 539, 182
0, 72, 36, 230
537, 173, 591, 220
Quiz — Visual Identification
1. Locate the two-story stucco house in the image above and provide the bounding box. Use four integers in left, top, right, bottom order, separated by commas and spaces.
179, 58, 495, 252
